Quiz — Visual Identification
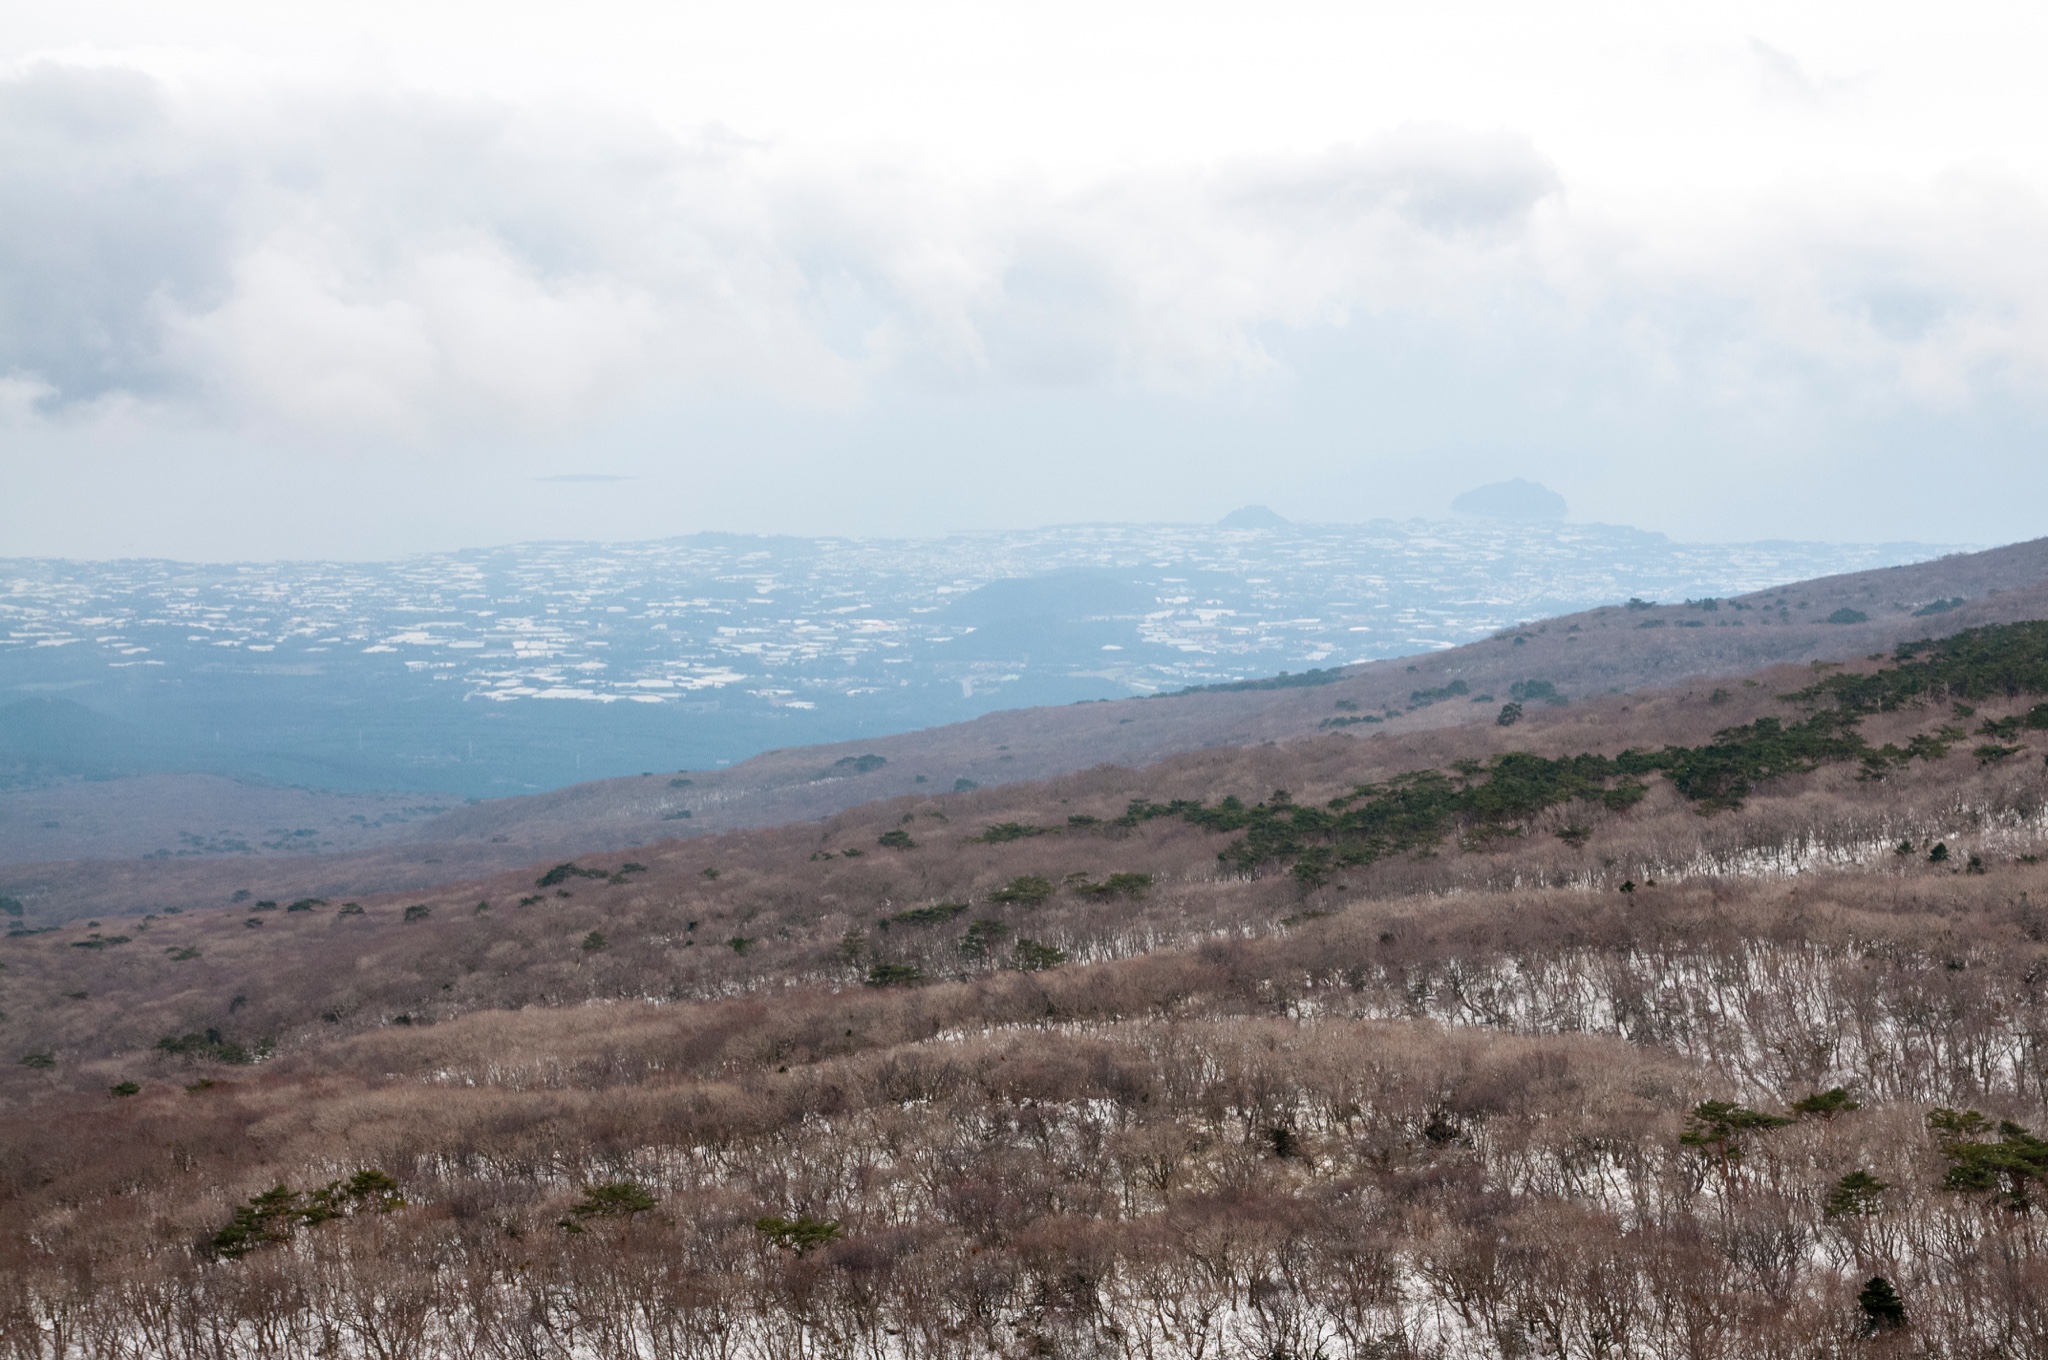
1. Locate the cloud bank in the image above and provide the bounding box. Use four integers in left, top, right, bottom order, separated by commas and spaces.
2, 49, 2047, 552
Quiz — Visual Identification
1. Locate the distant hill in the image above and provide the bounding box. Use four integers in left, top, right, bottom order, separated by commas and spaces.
1217, 504, 1289, 528
1452, 477, 1568, 520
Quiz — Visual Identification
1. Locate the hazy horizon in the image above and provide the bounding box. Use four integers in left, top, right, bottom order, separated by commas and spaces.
6, 2, 2048, 559
0, 503, 1988, 569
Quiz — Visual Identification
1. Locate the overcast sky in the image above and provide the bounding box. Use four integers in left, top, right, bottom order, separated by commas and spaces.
3, 1, 2047, 559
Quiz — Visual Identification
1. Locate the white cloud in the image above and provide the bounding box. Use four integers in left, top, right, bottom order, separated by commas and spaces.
169, 235, 670, 432
6, 22, 2048, 555
4, 56, 2047, 447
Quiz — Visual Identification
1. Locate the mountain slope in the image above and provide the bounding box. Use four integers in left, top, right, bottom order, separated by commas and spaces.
355, 534, 2048, 848
5, 535, 2045, 921
5, 620, 2048, 1355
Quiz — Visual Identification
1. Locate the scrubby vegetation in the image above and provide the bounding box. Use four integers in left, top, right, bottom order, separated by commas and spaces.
1171, 666, 1350, 695
7, 624, 2048, 1354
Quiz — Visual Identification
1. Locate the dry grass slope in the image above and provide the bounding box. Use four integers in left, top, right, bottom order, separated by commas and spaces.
7, 603, 2048, 1355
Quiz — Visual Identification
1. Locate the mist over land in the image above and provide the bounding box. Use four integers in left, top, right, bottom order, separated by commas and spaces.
2, 518, 1958, 797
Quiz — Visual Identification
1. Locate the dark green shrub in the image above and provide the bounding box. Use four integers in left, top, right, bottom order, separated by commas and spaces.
1824, 1170, 1888, 1218
1073, 872, 1152, 899
1800, 621, 2048, 713
1928, 1108, 2048, 1209
1826, 607, 1869, 624
211, 1171, 404, 1259
754, 1213, 842, 1253
877, 829, 916, 850
865, 962, 925, 987
1173, 667, 1348, 696
833, 754, 887, 774
1974, 702, 2048, 737
976, 822, 1047, 843
403, 904, 430, 922
988, 875, 1054, 905
537, 862, 607, 888
210, 1185, 300, 1259
960, 919, 1009, 960
1857, 1277, 1906, 1333
1792, 1087, 1859, 1119
19, 1052, 54, 1070
109, 1081, 140, 1097
154, 1030, 252, 1064
570, 1181, 657, 1219
890, 902, 968, 926
1407, 679, 1469, 708
1106, 625, 2048, 883
1012, 939, 1067, 971
1495, 702, 1523, 727
1680, 1099, 1792, 1173
581, 931, 606, 951
953, 778, 978, 792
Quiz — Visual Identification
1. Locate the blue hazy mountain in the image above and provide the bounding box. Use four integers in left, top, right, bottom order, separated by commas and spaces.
1451, 478, 1569, 521
0, 520, 1961, 797
1217, 505, 1291, 528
